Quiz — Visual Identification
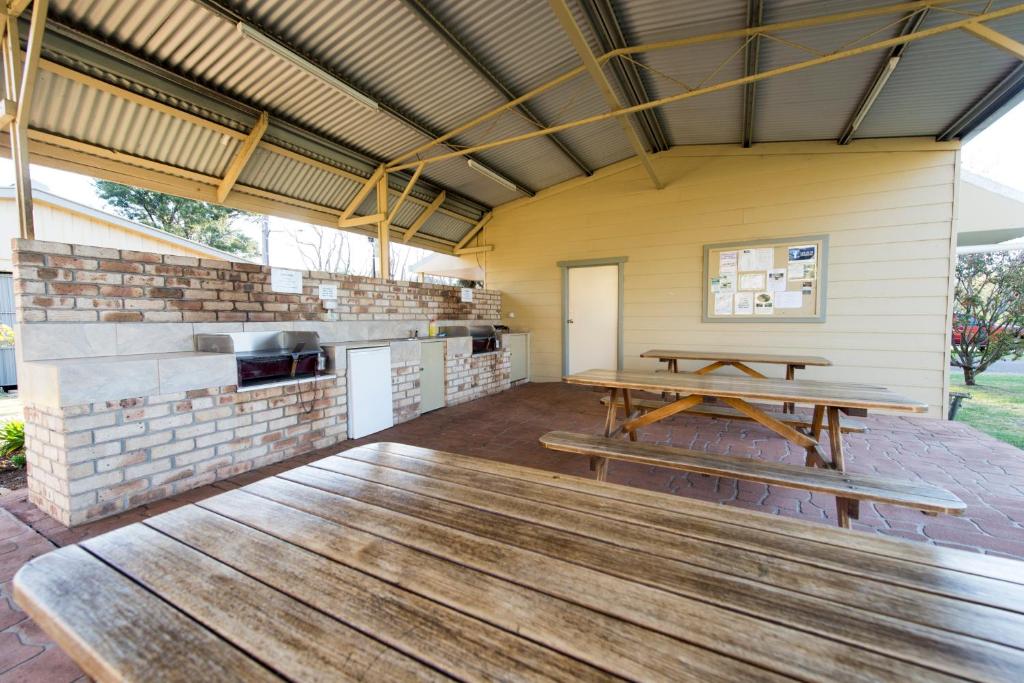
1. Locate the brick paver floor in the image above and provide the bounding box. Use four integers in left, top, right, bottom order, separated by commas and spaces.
0, 381, 1021, 679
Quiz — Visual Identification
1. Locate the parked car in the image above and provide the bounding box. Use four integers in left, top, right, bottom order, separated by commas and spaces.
952, 315, 1024, 347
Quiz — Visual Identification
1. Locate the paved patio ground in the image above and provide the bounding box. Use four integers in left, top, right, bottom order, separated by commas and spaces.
0, 381, 1021, 680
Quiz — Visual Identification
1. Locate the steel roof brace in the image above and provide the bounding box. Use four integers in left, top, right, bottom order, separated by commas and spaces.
188, 0, 537, 197
399, 0, 593, 177
838, 9, 928, 145
741, 0, 763, 148
577, 0, 669, 153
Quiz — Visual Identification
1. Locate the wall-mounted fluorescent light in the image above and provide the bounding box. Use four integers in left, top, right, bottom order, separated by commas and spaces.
467, 159, 517, 192
849, 55, 900, 134
236, 22, 379, 111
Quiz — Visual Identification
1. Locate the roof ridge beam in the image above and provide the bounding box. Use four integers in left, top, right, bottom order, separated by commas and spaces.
189, 0, 536, 197
838, 9, 927, 145
741, 0, 763, 148
548, 0, 662, 190
399, 0, 592, 177
577, 0, 668, 153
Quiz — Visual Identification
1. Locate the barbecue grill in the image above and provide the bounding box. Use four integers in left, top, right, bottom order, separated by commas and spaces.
195, 331, 326, 387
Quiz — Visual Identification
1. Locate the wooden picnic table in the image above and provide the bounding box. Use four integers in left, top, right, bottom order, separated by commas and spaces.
565, 369, 928, 526
640, 349, 833, 413
14, 442, 1024, 682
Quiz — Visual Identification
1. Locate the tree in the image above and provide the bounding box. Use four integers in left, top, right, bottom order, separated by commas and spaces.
294, 225, 357, 274
951, 250, 1024, 385
94, 181, 259, 257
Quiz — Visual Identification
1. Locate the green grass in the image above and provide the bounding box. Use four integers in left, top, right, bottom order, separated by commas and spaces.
949, 372, 1024, 448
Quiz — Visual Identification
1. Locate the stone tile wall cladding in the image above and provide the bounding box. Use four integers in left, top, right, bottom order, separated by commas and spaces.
26, 376, 347, 526
13, 238, 509, 527
12, 239, 501, 323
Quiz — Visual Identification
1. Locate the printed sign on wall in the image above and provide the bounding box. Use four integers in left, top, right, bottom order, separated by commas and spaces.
270, 268, 303, 294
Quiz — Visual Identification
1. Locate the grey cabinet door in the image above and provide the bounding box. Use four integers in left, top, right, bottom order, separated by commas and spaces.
420, 341, 445, 412
508, 334, 528, 382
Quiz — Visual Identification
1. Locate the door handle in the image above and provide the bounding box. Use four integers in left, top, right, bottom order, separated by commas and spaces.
567, 319, 574, 324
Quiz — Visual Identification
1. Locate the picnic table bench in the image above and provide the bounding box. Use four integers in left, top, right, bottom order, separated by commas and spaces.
13, 442, 1022, 682
556, 369, 961, 527
641, 349, 833, 413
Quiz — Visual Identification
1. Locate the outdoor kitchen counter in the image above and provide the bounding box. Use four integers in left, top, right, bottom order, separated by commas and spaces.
18, 351, 237, 408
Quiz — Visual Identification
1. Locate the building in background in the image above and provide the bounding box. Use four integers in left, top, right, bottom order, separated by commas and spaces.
0, 186, 247, 388
957, 172, 1024, 254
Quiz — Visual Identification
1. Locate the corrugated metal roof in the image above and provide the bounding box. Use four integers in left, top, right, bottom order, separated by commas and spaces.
33, 0, 1024, 251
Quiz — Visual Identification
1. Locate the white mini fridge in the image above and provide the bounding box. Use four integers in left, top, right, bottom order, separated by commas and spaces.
347, 346, 394, 438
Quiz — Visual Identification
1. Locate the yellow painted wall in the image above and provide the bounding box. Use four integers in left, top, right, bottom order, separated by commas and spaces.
0, 198, 223, 271
483, 140, 959, 418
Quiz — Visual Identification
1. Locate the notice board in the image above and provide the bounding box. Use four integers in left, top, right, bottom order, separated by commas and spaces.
702, 234, 828, 323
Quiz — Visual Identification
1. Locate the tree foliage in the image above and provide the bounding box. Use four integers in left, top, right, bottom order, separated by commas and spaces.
94, 181, 258, 256
951, 250, 1024, 385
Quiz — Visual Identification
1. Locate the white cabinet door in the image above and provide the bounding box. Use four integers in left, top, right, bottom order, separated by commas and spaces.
508, 334, 528, 382
347, 346, 394, 438
419, 341, 445, 413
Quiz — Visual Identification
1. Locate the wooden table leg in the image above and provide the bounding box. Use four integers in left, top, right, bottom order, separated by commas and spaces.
595, 388, 619, 473
827, 405, 853, 529
622, 389, 637, 442
804, 405, 828, 468
784, 364, 796, 414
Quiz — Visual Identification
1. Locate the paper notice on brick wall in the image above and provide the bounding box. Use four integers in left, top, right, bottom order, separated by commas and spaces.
318, 284, 338, 300
271, 268, 303, 294
460, 287, 474, 303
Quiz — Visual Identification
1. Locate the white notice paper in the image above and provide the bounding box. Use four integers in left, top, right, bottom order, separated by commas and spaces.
755, 248, 774, 270
719, 251, 738, 275
775, 291, 803, 309
734, 292, 754, 315
754, 292, 774, 315
739, 272, 765, 291
787, 261, 816, 280
711, 275, 735, 293
460, 287, 474, 303
738, 248, 757, 272
318, 284, 338, 300
714, 293, 733, 315
270, 268, 303, 294
767, 268, 787, 291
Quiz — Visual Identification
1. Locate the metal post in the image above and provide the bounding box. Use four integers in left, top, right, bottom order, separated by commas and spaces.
260, 215, 270, 265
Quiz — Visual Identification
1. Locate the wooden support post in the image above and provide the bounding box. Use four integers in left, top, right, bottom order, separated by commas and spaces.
217, 111, 268, 203
337, 213, 386, 229
3, 0, 48, 240
376, 172, 390, 279
827, 405, 851, 529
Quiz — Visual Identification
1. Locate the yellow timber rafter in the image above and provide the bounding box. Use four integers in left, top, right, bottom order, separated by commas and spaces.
387, 1, 1024, 174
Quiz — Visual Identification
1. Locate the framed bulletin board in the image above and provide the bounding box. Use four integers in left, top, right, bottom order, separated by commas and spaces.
702, 234, 828, 323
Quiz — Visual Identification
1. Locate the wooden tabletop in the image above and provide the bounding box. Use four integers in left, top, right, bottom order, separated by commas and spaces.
15, 443, 1024, 681
641, 349, 833, 366
566, 369, 929, 413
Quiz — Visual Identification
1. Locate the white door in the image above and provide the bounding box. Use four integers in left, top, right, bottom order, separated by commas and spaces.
567, 265, 619, 374
347, 346, 394, 438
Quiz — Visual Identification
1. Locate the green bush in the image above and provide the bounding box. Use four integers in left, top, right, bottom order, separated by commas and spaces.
0, 420, 24, 460
10, 454, 24, 469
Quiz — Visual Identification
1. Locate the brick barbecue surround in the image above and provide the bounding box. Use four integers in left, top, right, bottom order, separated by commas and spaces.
12, 239, 500, 323
13, 239, 512, 526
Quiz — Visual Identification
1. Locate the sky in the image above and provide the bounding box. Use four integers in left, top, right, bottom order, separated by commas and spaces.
0, 99, 1022, 262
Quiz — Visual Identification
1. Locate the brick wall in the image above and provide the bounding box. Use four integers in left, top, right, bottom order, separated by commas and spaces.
446, 350, 512, 406
25, 376, 346, 526
13, 239, 501, 324
391, 359, 421, 424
